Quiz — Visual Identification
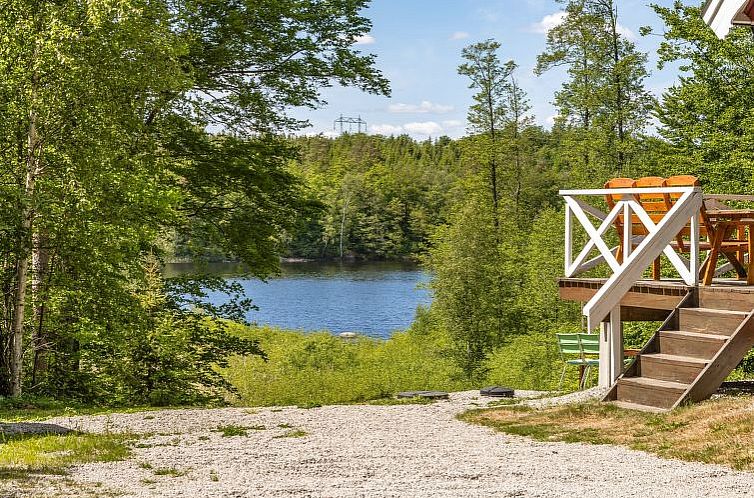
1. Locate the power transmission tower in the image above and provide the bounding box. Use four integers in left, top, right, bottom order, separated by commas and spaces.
333, 114, 367, 134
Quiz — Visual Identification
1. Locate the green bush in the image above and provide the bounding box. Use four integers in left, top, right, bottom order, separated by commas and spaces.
223, 324, 473, 406
483, 331, 580, 392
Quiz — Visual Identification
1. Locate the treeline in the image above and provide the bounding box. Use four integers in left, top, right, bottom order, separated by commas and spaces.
283, 134, 462, 260
281, 127, 563, 261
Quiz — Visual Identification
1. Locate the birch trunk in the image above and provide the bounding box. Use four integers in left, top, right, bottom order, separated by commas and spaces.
31, 233, 49, 385
11, 69, 40, 396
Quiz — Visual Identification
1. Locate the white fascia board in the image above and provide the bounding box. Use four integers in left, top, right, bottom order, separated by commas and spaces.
703, 0, 747, 38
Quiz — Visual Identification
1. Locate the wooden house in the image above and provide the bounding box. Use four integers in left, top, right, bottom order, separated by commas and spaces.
703, 0, 754, 37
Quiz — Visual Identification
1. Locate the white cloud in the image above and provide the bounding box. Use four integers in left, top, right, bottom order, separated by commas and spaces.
616, 24, 636, 40
354, 34, 375, 45
450, 31, 469, 40
531, 11, 567, 34
388, 100, 454, 114
531, 10, 635, 40
404, 121, 444, 136
370, 124, 404, 135
370, 120, 463, 137
546, 114, 558, 126
441, 119, 463, 128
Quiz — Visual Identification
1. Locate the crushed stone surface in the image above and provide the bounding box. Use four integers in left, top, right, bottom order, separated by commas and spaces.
4, 389, 754, 497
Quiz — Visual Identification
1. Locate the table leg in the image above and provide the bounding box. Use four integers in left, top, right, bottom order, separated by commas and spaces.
739, 226, 746, 266
746, 225, 754, 285
704, 227, 725, 285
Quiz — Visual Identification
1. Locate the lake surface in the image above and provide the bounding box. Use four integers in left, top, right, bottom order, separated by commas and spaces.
165, 261, 431, 338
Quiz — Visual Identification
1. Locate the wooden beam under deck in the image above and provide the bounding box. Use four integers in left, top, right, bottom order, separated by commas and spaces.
559, 278, 754, 321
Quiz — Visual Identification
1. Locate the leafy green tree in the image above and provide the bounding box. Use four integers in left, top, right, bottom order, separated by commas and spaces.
427, 190, 524, 380
650, 1, 754, 193
458, 40, 514, 226
0, 0, 390, 399
537, 0, 654, 181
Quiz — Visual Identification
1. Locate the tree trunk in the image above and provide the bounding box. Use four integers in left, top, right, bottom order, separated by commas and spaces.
485, 81, 499, 229
607, 1, 625, 174
31, 232, 49, 386
339, 195, 349, 260
11, 66, 41, 396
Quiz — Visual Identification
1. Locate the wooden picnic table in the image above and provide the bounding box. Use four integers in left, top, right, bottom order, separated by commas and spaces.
704, 208, 754, 285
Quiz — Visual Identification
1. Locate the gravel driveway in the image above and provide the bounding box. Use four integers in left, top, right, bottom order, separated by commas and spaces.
8, 390, 754, 497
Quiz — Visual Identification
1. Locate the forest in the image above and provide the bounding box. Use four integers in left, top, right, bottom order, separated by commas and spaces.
2, 0, 754, 408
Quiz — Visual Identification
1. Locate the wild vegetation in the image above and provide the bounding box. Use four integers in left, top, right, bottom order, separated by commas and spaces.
462, 395, 754, 471
259, 0, 754, 392
0, 0, 752, 414
0, 0, 388, 404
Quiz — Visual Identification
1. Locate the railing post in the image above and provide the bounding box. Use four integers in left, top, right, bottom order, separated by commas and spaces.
622, 200, 632, 263
565, 200, 572, 275
598, 305, 623, 387
690, 195, 700, 285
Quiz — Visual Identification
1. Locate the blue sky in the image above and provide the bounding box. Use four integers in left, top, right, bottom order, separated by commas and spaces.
292, 0, 695, 139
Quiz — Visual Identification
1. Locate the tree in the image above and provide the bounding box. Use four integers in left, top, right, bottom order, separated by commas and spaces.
536, 0, 654, 181
0, 0, 390, 398
650, 1, 754, 193
458, 40, 513, 226
427, 190, 523, 380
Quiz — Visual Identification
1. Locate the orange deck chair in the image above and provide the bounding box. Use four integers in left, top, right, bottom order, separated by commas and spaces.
606, 175, 749, 282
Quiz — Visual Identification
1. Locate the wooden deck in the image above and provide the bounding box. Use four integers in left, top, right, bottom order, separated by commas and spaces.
560, 277, 754, 411
559, 277, 754, 321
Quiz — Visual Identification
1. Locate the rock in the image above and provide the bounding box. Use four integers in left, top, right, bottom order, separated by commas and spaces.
480, 386, 514, 398
396, 390, 449, 400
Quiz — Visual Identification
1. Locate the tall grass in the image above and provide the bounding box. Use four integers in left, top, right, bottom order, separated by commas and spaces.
224, 324, 474, 406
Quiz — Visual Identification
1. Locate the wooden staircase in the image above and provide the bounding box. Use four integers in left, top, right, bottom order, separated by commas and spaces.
604, 290, 754, 412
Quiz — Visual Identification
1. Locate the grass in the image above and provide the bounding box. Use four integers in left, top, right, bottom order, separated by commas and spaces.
152, 467, 187, 477
214, 424, 256, 437
0, 395, 177, 423
223, 325, 473, 407
0, 431, 135, 478
461, 395, 754, 470
274, 429, 308, 439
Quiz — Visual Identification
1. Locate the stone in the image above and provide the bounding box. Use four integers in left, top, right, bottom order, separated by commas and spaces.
396, 390, 449, 400
480, 386, 514, 398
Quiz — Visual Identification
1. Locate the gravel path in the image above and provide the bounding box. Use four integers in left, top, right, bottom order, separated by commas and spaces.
8, 390, 754, 497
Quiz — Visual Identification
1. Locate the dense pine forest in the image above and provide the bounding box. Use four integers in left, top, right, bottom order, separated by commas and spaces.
1, 0, 754, 408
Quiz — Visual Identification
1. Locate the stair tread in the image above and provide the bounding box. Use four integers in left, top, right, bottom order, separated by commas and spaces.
660, 330, 729, 341
619, 376, 689, 391
682, 307, 748, 317
611, 400, 668, 413
641, 353, 709, 365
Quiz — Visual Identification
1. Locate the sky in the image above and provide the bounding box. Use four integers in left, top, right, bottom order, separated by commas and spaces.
291, 0, 696, 140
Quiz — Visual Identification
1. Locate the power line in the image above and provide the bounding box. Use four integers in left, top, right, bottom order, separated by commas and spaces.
333, 114, 367, 134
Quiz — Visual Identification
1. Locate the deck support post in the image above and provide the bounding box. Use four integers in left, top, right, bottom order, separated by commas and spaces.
599, 305, 623, 388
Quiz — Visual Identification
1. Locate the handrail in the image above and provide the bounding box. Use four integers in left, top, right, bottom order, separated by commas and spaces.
561, 186, 702, 331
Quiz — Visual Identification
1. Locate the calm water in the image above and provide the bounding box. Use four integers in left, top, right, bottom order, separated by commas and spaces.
165, 261, 431, 338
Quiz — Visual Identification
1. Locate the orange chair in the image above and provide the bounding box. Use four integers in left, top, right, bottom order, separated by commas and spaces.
605, 175, 749, 282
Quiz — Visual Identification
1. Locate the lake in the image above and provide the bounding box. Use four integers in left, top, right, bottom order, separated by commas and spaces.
165, 261, 431, 339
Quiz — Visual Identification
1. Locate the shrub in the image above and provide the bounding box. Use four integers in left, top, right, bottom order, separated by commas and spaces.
223, 324, 472, 406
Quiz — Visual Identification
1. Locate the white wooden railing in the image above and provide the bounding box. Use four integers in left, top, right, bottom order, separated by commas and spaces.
561, 186, 702, 331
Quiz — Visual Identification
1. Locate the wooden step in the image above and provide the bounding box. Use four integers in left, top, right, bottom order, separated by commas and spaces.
611, 400, 667, 414
638, 353, 708, 384
615, 377, 688, 410
678, 308, 747, 336
658, 330, 728, 359
699, 289, 754, 313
